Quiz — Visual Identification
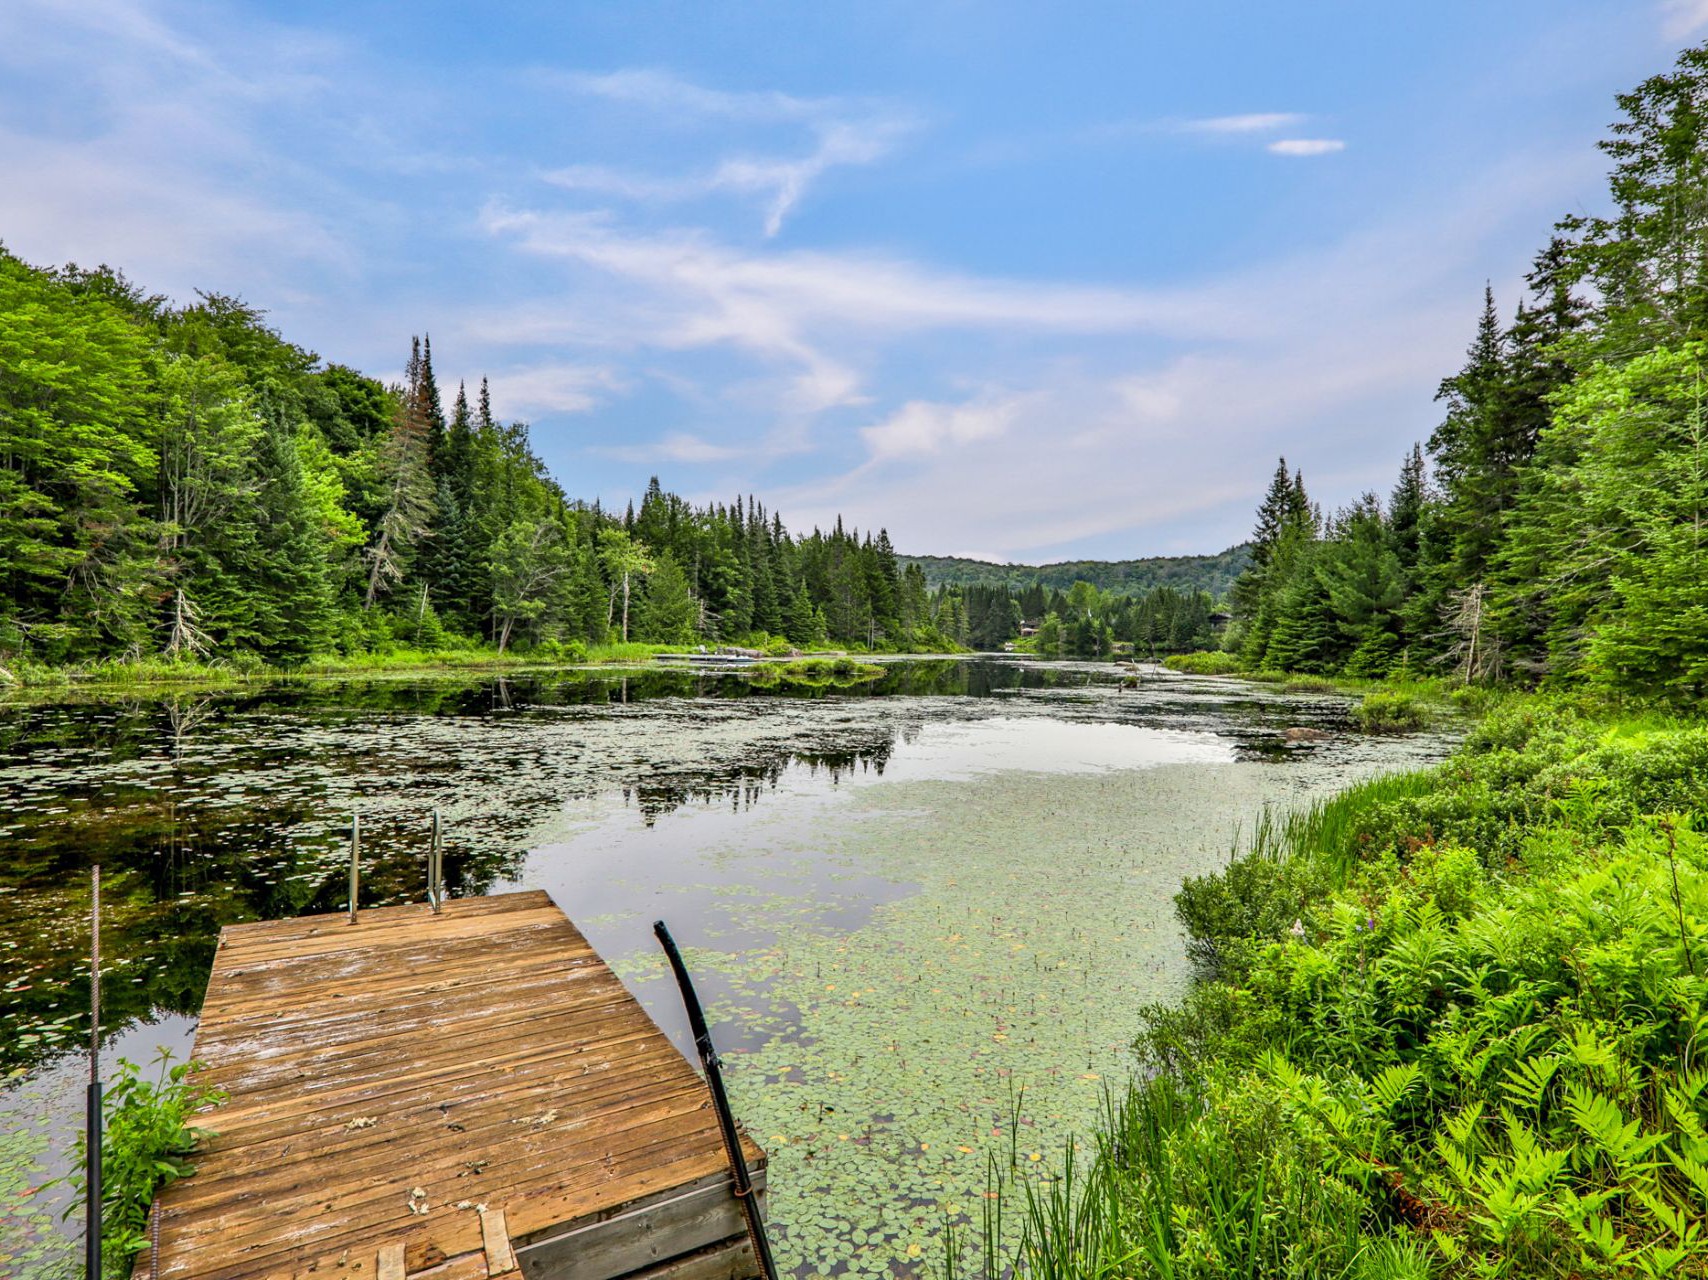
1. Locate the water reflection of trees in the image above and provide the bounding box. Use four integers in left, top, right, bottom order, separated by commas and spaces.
618, 731, 905, 825
3, 657, 1308, 1070
0, 667, 954, 1070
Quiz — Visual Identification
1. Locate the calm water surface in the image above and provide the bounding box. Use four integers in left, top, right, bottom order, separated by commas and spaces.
0, 658, 1456, 1274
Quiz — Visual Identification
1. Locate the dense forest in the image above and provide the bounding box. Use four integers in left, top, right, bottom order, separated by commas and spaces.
1222, 46, 1708, 706
901, 545, 1249, 599
0, 252, 1233, 668
0, 271, 941, 661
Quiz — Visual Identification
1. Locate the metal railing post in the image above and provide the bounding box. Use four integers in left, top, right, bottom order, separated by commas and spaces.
87, 865, 102, 1280
347, 814, 360, 925
654, 920, 778, 1280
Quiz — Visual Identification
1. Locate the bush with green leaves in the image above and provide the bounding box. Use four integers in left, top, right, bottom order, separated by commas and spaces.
66, 1050, 223, 1278
1163, 650, 1245, 676
1355, 690, 1430, 734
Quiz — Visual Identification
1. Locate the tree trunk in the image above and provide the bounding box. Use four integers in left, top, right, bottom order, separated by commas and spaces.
621, 570, 631, 642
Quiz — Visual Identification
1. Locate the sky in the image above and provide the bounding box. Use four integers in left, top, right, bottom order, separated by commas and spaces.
0, 1, 1698, 562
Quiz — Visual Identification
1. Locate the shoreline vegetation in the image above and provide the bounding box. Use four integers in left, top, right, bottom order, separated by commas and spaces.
969, 689, 1708, 1280
0, 643, 903, 695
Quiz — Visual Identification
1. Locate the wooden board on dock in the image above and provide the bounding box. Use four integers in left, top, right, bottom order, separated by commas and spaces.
140, 891, 766, 1280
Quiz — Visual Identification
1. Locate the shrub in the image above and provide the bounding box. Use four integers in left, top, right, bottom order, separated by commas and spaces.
1284, 674, 1339, 693
525, 637, 589, 664
1354, 690, 1428, 734
1001, 698, 1708, 1280
1163, 650, 1244, 676
67, 1051, 223, 1277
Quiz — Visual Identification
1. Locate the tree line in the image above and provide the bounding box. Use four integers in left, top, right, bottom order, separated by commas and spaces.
902, 545, 1249, 600
1225, 43, 1708, 705
0, 255, 997, 663
942, 580, 1220, 658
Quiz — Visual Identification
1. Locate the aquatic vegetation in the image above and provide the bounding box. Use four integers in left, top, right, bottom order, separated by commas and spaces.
0, 660, 1456, 1265
607, 744, 1448, 1277
995, 696, 1708, 1279
63, 1050, 223, 1278
0, 1080, 72, 1278
1162, 651, 1244, 676
1354, 690, 1430, 734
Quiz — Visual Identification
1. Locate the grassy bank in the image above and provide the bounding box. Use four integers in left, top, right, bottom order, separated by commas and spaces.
1161, 651, 1481, 735
0, 641, 926, 695
977, 694, 1708, 1279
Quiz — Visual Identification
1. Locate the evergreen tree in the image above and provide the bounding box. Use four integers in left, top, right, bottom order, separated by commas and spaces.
638, 552, 697, 644
363, 352, 436, 608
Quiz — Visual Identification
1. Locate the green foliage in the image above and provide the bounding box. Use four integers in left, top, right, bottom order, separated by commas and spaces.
1163, 650, 1244, 675
0, 244, 1001, 669
1355, 691, 1430, 734
994, 697, 1708, 1279
745, 656, 885, 689
903, 545, 1251, 599
67, 1050, 224, 1278
1205, 45, 1708, 706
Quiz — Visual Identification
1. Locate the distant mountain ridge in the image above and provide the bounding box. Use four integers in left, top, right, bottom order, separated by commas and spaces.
899, 544, 1252, 600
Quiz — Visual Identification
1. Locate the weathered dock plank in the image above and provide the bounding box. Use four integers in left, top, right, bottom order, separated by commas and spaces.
139, 890, 765, 1280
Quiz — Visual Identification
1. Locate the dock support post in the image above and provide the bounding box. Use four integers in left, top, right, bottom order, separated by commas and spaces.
87, 864, 102, 1280
654, 920, 779, 1280
429, 809, 443, 913
348, 814, 361, 925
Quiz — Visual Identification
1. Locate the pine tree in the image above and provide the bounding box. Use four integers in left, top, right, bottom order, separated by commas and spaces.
638, 552, 697, 644
240, 396, 336, 662
1429, 287, 1519, 587
419, 334, 446, 475
363, 353, 436, 608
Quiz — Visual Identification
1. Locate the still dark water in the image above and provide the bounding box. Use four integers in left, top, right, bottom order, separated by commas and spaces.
0, 658, 1454, 1275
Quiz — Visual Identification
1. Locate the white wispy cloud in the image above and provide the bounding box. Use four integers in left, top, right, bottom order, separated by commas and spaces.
1184, 112, 1306, 134
544, 118, 905, 236
0, 0, 357, 299
551, 68, 840, 124
595, 431, 747, 465
859, 394, 1034, 462
544, 68, 915, 235
745, 150, 1600, 559
1661, 0, 1708, 38
487, 363, 625, 418
480, 206, 1247, 346
1268, 138, 1346, 157
475, 203, 1256, 430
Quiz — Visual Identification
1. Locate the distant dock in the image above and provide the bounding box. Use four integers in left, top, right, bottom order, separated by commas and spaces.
653, 653, 759, 666
140, 890, 767, 1280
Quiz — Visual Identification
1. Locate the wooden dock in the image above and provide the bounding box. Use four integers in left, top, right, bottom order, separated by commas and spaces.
140, 891, 767, 1280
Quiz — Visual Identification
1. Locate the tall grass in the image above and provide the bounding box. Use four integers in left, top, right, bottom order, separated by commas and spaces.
1239, 771, 1440, 879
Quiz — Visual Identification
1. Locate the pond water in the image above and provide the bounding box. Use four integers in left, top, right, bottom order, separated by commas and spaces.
0, 658, 1456, 1276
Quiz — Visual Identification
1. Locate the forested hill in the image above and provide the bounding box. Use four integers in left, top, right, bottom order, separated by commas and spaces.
901, 545, 1249, 600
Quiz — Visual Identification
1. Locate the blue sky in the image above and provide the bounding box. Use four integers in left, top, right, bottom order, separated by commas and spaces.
0, 2, 1697, 560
